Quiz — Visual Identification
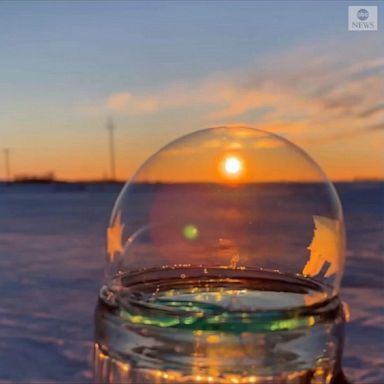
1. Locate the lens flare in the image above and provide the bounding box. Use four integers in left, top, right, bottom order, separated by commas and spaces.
183, 224, 199, 240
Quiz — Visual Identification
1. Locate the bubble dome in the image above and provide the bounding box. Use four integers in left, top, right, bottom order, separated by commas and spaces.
105, 126, 345, 302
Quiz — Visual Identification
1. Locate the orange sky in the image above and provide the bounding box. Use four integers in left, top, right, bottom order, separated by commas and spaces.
1, 4, 383, 182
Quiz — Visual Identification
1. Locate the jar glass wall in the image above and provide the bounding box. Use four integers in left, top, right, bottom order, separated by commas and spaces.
95, 126, 347, 384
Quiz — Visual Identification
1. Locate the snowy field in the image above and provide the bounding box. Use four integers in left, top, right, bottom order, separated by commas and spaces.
0, 182, 382, 383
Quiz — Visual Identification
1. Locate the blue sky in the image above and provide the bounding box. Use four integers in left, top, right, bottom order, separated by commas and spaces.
0, 1, 383, 180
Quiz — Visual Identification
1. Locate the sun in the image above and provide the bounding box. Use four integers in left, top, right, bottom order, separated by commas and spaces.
224, 156, 242, 175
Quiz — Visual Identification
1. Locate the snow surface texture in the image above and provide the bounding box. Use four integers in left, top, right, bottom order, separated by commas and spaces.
0, 183, 382, 383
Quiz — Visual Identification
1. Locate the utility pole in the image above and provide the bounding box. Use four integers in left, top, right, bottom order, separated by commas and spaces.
106, 118, 116, 181
3, 148, 11, 182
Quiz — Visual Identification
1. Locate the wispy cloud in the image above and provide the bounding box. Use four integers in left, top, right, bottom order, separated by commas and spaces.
106, 92, 159, 114
307, 124, 384, 145
88, 37, 383, 146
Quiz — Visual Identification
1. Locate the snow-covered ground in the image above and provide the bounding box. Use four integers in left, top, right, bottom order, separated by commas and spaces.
0, 182, 382, 383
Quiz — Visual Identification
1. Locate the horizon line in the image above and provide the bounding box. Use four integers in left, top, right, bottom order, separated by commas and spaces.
1, 178, 383, 185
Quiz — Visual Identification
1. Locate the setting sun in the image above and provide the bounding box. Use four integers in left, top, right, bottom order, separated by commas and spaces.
219, 155, 245, 180
224, 156, 242, 175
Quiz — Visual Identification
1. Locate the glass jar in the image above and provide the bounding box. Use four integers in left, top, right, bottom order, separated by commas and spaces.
94, 126, 347, 384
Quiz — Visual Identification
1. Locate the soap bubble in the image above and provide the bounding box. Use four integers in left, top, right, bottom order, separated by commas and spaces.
105, 126, 345, 300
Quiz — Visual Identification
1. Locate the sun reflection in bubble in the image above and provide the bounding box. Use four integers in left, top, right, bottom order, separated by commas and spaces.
224, 156, 242, 175
220, 155, 244, 180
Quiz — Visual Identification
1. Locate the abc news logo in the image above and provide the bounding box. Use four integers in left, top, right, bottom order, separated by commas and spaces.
349, 6, 378, 31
